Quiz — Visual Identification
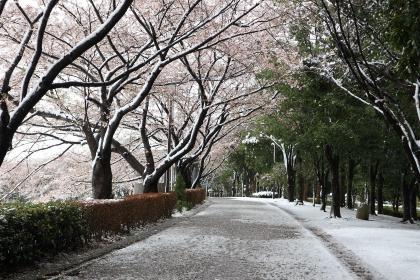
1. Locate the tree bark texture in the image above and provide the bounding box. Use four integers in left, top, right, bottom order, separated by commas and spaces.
287, 166, 296, 202
402, 177, 415, 223
297, 172, 304, 204
340, 162, 346, 207
347, 158, 355, 209
92, 152, 113, 199
325, 144, 341, 218
320, 169, 329, 212
377, 169, 384, 214
410, 182, 418, 221
143, 175, 159, 193
0, 100, 11, 166
369, 161, 379, 215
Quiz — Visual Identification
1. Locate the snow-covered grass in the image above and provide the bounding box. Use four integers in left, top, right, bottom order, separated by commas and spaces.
235, 197, 420, 280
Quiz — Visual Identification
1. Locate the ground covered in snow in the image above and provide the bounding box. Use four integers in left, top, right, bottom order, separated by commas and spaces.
14, 197, 418, 280
54, 198, 358, 280
257, 197, 420, 280
6, 205, 204, 280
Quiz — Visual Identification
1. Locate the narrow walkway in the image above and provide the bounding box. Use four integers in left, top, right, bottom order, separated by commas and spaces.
57, 198, 355, 280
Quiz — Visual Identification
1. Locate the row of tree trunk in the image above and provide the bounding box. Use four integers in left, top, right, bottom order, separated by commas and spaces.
285, 144, 418, 222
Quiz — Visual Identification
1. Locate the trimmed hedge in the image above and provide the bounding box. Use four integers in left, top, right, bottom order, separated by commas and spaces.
82, 192, 176, 236
0, 190, 203, 269
0, 201, 89, 268
185, 188, 206, 206
0, 192, 176, 269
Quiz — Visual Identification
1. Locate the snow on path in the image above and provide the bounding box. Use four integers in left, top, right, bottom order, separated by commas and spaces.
241, 197, 420, 280
56, 198, 354, 280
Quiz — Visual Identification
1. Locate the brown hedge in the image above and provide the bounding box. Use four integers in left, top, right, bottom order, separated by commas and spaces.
185, 188, 206, 206
80, 192, 176, 237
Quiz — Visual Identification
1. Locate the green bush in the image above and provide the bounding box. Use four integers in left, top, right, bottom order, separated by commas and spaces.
174, 173, 192, 212
0, 201, 89, 269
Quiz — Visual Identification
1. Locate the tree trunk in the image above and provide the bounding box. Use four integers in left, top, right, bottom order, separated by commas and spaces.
325, 144, 341, 218
369, 161, 379, 215
402, 177, 415, 223
297, 171, 304, 205
0, 100, 11, 166
410, 182, 418, 221
303, 181, 308, 201
92, 153, 113, 199
377, 169, 384, 214
0, 130, 11, 166
347, 158, 355, 209
143, 175, 159, 193
296, 155, 304, 204
331, 158, 341, 218
394, 171, 404, 213
340, 162, 346, 207
179, 164, 192, 188
315, 182, 321, 204
320, 169, 329, 212
287, 165, 296, 202
314, 156, 326, 210
141, 97, 158, 193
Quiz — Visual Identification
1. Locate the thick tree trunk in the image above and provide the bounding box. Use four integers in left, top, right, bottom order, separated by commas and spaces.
303, 181, 308, 201
410, 183, 418, 221
232, 175, 237, 197
377, 169, 384, 214
315, 183, 321, 204
141, 97, 158, 193
325, 144, 341, 218
0, 100, 11, 166
0, 130, 11, 166
297, 171, 304, 205
314, 156, 326, 210
296, 155, 304, 204
369, 161, 379, 215
331, 158, 341, 218
287, 166, 296, 202
347, 158, 355, 209
320, 169, 329, 212
402, 177, 415, 223
92, 153, 113, 199
179, 165, 192, 188
144, 177, 159, 193
394, 172, 404, 213
340, 162, 346, 207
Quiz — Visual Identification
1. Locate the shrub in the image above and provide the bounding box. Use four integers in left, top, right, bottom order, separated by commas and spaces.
174, 173, 192, 212
0, 201, 89, 269
81, 192, 177, 237
185, 188, 206, 206
0, 192, 177, 269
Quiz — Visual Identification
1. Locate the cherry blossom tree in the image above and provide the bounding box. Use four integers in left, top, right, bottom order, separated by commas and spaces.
1, 0, 284, 199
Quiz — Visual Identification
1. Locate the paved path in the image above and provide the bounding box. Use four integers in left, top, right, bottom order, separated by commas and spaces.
57, 198, 356, 280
